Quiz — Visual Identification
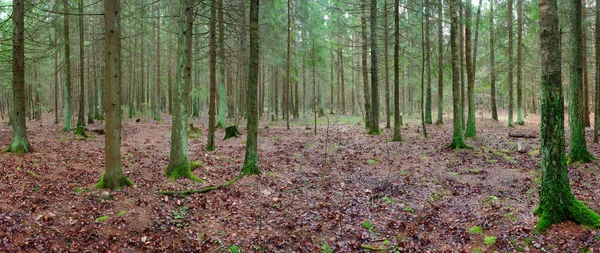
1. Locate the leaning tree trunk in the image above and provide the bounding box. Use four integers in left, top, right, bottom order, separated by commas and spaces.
6, 0, 31, 154
165, 0, 203, 182
567, 0, 595, 163
534, 0, 600, 232
242, 0, 261, 175
448, 0, 468, 149
94, 0, 132, 189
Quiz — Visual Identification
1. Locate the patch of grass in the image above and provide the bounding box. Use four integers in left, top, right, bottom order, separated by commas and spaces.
468, 225, 483, 234
484, 236, 497, 246
367, 159, 379, 165
488, 159, 498, 164
473, 247, 484, 253
467, 168, 480, 174
403, 206, 415, 213
486, 195, 499, 205
26, 170, 36, 177
321, 242, 333, 253
493, 151, 517, 164
118, 211, 127, 216
95, 215, 108, 222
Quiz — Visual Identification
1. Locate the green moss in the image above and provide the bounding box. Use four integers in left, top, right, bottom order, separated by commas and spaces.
5, 139, 32, 155
366, 129, 382, 135
74, 126, 87, 137
536, 198, 600, 232
165, 161, 205, 183
242, 154, 260, 175
95, 215, 108, 222
117, 211, 127, 216
484, 236, 497, 246
468, 225, 483, 234
93, 175, 133, 190
190, 161, 204, 171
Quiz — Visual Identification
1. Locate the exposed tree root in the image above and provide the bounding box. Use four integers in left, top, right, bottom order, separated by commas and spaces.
156, 173, 245, 196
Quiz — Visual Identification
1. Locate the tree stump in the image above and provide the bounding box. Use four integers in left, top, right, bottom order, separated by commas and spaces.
224, 125, 239, 140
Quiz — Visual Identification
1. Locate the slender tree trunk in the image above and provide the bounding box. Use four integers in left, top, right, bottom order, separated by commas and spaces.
242, 0, 261, 175
207, 0, 217, 151
448, 0, 468, 149
384, 0, 390, 128
95, 0, 132, 189
459, 3, 465, 129
508, 0, 515, 127
168, 33, 173, 115
63, 0, 72, 132
535, 0, 600, 232
6, 0, 31, 154
420, 0, 428, 138
218, 0, 227, 128
567, 0, 594, 163
436, 1, 444, 125
361, 0, 371, 129
424, 0, 432, 125
594, 0, 600, 143
393, 0, 402, 141
286, 0, 291, 130
583, 0, 590, 127
516, 0, 525, 125
54, 34, 59, 124
465, 1, 475, 137
490, 0, 498, 121
75, 0, 87, 136
369, 0, 380, 134
154, 3, 162, 121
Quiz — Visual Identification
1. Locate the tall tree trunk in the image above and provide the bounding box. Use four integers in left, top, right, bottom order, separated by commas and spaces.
165, 0, 202, 182
508, 0, 515, 127
464, 1, 475, 137
436, 1, 444, 125
54, 33, 59, 124
369, 0, 380, 134
75, 0, 87, 136
384, 0, 390, 128
424, 0, 432, 125
218, 0, 227, 128
567, 0, 594, 163
459, 3, 465, 129
393, 0, 402, 141
420, 0, 428, 138
168, 33, 172, 115
516, 0, 525, 125
207, 0, 217, 151
361, 0, 371, 129
242, 0, 260, 175
154, 3, 162, 121
583, 0, 590, 127
63, 0, 72, 132
95, 0, 132, 189
535, 0, 600, 232
339, 45, 345, 114
6, 0, 31, 154
448, 0, 468, 149
286, 0, 291, 130
490, 0, 498, 121
594, 0, 600, 143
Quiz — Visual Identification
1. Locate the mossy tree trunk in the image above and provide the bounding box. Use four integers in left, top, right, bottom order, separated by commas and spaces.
464, 2, 476, 138
392, 0, 402, 141
516, 0, 525, 125
535, 0, 600, 231
95, 0, 132, 190
75, 0, 87, 137
6, 0, 31, 154
448, 0, 468, 149
567, 0, 595, 163
242, 0, 260, 175
62, 0, 72, 132
361, 0, 371, 130
583, 0, 590, 128
165, 0, 203, 182
594, 0, 600, 143
218, 0, 227, 129
368, 0, 380, 135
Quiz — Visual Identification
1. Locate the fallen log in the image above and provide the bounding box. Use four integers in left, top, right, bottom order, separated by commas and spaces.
508, 133, 537, 139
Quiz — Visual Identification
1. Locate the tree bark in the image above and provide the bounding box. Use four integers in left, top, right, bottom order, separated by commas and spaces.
392, 0, 402, 141
436, 1, 444, 125
361, 0, 371, 129
242, 0, 260, 175
490, 0, 498, 121
508, 0, 514, 127
75, 0, 87, 136
207, 0, 217, 151
516, 0, 525, 125
63, 0, 72, 132
448, 0, 468, 149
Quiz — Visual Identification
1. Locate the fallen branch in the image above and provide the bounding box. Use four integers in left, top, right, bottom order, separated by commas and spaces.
360, 244, 390, 251
508, 133, 537, 139
155, 173, 245, 196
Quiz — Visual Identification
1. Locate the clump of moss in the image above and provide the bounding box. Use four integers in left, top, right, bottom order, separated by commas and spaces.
95, 215, 108, 222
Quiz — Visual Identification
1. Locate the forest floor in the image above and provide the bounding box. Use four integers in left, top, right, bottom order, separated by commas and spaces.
1, 112, 600, 252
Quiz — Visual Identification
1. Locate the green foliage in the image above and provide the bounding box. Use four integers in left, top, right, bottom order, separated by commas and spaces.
118, 211, 127, 216
484, 236, 497, 246
403, 206, 415, 213
95, 215, 108, 222
367, 159, 379, 165
321, 243, 333, 253
362, 220, 375, 232
230, 245, 241, 253
381, 196, 392, 204
468, 225, 483, 234
172, 206, 189, 220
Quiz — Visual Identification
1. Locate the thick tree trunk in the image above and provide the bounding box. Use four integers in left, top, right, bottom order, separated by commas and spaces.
95, 0, 132, 189
242, 0, 260, 175
6, 0, 31, 154
165, 0, 202, 182
464, 1, 476, 137
535, 0, 600, 231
